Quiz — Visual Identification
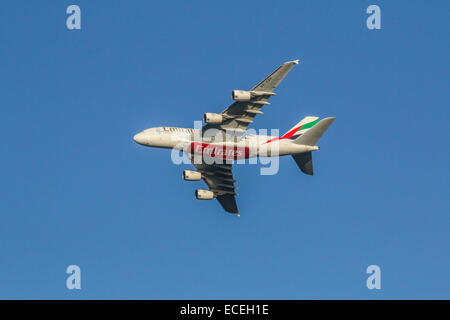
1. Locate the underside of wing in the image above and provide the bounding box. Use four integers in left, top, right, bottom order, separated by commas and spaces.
204, 60, 299, 134
216, 194, 239, 215
189, 60, 299, 214
251, 59, 299, 92
192, 161, 240, 215
218, 99, 270, 133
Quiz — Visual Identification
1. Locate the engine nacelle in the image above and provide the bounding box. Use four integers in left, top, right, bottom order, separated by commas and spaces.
183, 170, 202, 181
203, 113, 223, 124
195, 189, 215, 200
232, 90, 252, 101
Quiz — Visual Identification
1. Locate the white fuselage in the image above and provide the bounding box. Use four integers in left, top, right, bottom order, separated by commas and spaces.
133, 127, 318, 160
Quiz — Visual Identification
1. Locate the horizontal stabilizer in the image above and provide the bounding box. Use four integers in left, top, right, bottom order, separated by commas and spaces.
292, 152, 313, 175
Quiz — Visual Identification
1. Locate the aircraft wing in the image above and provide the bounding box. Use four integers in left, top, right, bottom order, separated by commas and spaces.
191, 160, 239, 215
203, 60, 299, 134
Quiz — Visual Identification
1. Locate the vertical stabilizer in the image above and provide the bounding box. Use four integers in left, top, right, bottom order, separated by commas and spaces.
293, 117, 335, 146
282, 116, 319, 140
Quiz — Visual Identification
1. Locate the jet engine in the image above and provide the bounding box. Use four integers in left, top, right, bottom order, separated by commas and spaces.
183, 170, 202, 181
203, 113, 223, 124
195, 189, 215, 200
232, 90, 252, 101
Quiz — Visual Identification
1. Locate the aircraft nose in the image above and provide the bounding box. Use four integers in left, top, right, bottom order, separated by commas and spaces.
133, 132, 147, 145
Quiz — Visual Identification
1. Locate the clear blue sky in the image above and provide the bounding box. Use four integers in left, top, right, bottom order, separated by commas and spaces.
0, 1, 449, 299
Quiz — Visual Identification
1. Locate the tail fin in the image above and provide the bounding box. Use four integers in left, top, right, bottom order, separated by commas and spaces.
282, 116, 319, 140
291, 117, 335, 176
293, 117, 336, 146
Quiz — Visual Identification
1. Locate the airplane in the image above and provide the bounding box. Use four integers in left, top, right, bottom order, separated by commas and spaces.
133, 60, 335, 215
